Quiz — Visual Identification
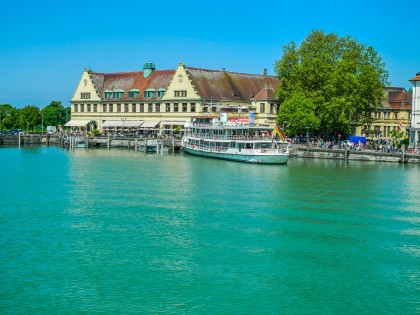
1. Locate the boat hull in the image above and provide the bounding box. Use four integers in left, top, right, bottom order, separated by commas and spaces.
183, 147, 289, 164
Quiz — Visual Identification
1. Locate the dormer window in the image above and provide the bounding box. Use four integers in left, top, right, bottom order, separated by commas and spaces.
113, 89, 124, 99
144, 88, 155, 98
128, 89, 139, 98
157, 88, 166, 98
104, 90, 112, 99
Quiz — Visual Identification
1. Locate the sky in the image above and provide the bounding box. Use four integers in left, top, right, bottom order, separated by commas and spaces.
1, 0, 419, 108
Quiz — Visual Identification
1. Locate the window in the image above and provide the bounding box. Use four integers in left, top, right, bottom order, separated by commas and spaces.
104, 91, 112, 99
157, 89, 166, 98
202, 105, 208, 113
156, 103, 160, 112
140, 103, 144, 112
113, 90, 124, 99
271, 103, 277, 114
87, 104, 91, 112
191, 103, 196, 113
166, 103, 170, 112
174, 90, 187, 97
174, 103, 179, 112
144, 89, 155, 98
395, 113, 398, 120
124, 104, 128, 112
81, 92, 91, 99
132, 104, 136, 112
148, 103, 153, 112
109, 104, 113, 112
93, 104, 97, 112
128, 90, 139, 98
117, 104, 121, 112
182, 103, 187, 112
74, 104, 78, 112
80, 104, 84, 112
260, 103, 265, 113
102, 104, 107, 112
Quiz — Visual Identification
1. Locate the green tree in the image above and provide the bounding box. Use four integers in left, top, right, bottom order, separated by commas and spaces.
389, 129, 405, 147
19, 105, 41, 131
275, 30, 389, 139
0, 104, 20, 130
41, 101, 67, 127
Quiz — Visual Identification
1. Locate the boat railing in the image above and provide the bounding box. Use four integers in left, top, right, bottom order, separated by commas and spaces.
187, 132, 274, 142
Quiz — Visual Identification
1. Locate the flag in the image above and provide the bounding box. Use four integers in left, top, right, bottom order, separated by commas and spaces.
273, 122, 286, 142
397, 121, 402, 131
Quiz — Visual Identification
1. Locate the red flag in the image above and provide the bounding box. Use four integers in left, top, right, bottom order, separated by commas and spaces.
397, 121, 402, 131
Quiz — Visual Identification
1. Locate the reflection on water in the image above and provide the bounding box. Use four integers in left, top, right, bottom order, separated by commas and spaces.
0, 147, 419, 314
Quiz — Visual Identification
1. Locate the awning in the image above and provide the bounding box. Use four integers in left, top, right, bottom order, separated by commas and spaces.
162, 120, 187, 125
140, 120, 160, 128
125, 120, 144, 127
64, 120, 91, 127
102, 120, 124, 127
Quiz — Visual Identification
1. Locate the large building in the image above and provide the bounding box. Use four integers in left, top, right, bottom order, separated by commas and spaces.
355, 87, 412, 140
66, 62, 280, 132
409, 72, 420, 148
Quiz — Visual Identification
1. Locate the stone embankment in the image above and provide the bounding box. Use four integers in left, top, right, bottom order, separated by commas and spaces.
2, 134, 419, 163
289, 144, 420, 163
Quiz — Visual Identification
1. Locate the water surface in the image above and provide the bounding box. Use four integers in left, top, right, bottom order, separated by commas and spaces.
0, 146, 419, 314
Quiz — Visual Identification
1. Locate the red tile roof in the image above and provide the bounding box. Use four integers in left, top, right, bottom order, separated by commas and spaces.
185, 67, 279, 101
90, 70, 175, 101
383, 87, 412, 109
409, 74, 420, 81
251, 85, 277, 101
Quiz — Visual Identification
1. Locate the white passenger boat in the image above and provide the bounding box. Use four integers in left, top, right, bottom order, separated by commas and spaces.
182, 116, 289, 164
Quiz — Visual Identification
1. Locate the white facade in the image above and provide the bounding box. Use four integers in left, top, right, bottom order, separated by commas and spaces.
409, 73, 420, 148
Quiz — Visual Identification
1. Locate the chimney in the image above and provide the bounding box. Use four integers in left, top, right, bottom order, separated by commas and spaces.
263, 68, 267, 76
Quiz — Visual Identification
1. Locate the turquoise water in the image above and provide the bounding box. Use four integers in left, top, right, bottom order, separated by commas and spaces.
0, 146, 419, 314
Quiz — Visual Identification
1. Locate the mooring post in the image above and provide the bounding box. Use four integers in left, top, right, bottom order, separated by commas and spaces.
172, 137, 175, 154
107, 133, 110, 150
401, 144, 405, 163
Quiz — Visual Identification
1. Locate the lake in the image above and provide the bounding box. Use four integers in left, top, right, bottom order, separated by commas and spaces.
0, 146, 419, 314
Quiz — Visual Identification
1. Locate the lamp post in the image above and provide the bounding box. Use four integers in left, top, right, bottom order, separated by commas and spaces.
121, 117, 126, 135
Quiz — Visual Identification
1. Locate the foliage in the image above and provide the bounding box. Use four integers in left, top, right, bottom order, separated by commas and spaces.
41, 101, 67, 127
0, 104, 20, 130
400, 137, 409, 148
389, 129, 405, 147
19, 106, 41, 130
275, 30, 389, 138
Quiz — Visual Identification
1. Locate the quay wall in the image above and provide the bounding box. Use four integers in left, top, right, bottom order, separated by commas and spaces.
291, 146, 420, 163
2, 134, 420, 163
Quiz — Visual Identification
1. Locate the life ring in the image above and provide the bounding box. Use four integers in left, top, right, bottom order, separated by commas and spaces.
192, 144, 195, 148
195, 134, 198, 138
218, 147, 221, 152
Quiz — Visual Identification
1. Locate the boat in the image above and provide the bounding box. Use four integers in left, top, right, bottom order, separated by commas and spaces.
181, 116, 289, 164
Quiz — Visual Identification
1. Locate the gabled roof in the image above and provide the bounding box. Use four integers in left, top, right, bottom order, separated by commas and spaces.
382, 87, 412, 110
90, 70, 175, 101
185, 67, 279, 101
251, 85, 277, 101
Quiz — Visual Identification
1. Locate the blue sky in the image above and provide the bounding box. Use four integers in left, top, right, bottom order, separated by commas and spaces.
1, 0, 418, 108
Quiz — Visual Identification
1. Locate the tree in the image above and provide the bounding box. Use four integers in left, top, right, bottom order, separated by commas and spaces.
41, 101, 67, 127
275, 30, 389, 139
19, 105, 41, 131
0, 104, 20, 130
389, 129, 405, 148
